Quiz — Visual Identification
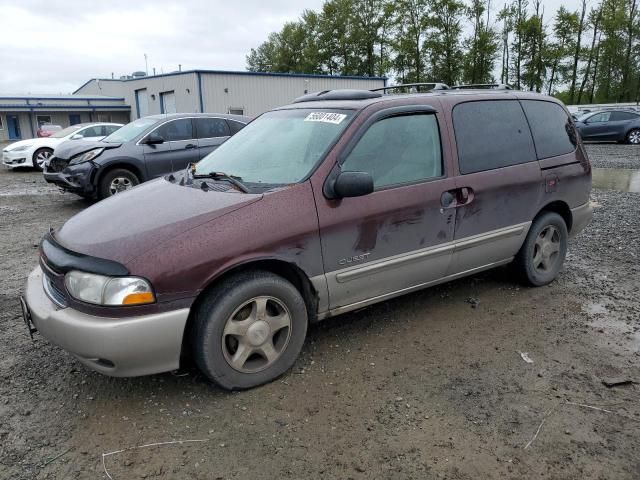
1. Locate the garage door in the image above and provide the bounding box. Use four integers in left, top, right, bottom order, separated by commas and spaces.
136, 89, 149, 118
160, 91, 176, 114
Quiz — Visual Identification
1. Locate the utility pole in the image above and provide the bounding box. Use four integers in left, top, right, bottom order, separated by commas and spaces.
144, 54, 148, 75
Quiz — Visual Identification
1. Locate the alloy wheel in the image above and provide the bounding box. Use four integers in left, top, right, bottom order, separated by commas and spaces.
36, 150, 52, 167
628, 130, 640, 145
109, 177, 133, 195
532, 225, 561, 273
221, 296, 292, 373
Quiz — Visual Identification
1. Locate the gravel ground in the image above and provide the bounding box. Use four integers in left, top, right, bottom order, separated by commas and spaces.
585, 143, 640, 169
1, 144, 639, 479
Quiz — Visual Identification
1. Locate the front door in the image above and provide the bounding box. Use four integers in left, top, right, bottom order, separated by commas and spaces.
145, 118, 199, 174
7, 115, 21, 139
447, 99, 542, 275
580, 111, 611, 140
314, 108, 457, 311
69, 114, 81, 125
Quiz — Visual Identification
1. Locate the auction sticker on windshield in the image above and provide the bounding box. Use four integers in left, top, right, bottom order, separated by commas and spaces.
304, 112, 347, 124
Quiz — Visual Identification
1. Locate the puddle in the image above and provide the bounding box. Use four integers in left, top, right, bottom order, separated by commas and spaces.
592, 168, 640, 193
583, 301, 640, 351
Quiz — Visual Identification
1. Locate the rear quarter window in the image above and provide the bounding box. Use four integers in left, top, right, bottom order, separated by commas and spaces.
521, 100, 576, 159
453, 100, 537, 174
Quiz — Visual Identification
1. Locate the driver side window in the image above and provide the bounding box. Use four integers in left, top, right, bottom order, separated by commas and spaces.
341, 114, 443, 189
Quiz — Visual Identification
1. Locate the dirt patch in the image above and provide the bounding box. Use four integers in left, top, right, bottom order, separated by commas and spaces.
1, 145, 639, 479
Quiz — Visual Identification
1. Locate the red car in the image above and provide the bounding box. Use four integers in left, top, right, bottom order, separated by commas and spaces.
36, 124, 62, 137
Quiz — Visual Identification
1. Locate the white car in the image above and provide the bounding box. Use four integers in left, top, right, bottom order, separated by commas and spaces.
2, 122, 123, 170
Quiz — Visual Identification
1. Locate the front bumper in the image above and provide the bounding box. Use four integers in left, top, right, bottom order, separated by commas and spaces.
570, 201, 593, 238
2, 149, 29, 167
24, 266, 190, 377
43, 161, 96, 195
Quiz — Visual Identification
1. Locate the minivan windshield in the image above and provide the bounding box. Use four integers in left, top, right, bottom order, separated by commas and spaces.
50, 125, 83, 138
102, 117, 158, 143
195, 109, 354, 184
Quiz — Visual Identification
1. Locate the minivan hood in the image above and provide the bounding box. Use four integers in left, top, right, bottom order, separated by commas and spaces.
54, 140, 121, 160
55, 178, 262, 265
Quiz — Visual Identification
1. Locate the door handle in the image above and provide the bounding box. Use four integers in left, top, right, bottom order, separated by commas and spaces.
185, 144, 197, 149
456, 187, 474, 206
440, 187, 474, 209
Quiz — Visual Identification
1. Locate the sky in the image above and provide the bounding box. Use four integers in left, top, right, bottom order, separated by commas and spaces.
0, 0, 584, 95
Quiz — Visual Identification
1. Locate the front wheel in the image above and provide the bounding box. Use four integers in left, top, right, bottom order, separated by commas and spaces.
513, 212, 568, 286
626, 129, 640, 145
32, 148, 53, 170
98, 168, 139, 199
191, 271, 308, 390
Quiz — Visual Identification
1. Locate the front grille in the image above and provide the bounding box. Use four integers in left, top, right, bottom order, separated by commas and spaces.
46, 157, 69, 173
42, 272, 67, 308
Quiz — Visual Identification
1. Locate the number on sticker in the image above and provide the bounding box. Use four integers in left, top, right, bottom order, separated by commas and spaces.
304, 112, 347, 124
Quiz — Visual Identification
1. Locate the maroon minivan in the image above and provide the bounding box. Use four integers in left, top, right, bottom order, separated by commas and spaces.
21, 86, 592, 390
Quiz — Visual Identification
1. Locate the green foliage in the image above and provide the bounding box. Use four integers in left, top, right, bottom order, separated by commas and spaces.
246, 0, 640, 104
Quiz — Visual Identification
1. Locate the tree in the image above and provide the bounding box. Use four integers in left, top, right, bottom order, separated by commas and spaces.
547, 7, 579, 95
393, 0, 431, 82
568, 0, 587, 103
427, 0, 465, 84
463, 0, 500, 84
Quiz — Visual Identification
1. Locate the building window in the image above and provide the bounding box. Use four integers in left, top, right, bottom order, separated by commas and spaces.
36, 115, 52, 126
228, 107, 244, 116
0, 115, 4, 130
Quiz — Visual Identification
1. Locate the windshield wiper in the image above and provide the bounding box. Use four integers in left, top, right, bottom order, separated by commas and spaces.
192, 171, 249, 193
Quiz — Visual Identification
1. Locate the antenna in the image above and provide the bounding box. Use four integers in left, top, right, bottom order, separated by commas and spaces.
144, 53, 148, 75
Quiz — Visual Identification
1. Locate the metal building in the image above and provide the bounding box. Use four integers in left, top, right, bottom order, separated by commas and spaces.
73, 70, 387, 119
0, 95, 130, 142
0, 70, 385, 141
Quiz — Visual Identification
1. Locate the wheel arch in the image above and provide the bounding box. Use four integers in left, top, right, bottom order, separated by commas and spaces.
535, 200, 573, 232
95, 161, 145, 188
181, 258, 320, 360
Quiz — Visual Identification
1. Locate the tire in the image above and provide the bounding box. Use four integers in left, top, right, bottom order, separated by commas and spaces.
513, 212, 568, 287
191, 271, 308, 390
626, 129, 640, 145
32, 148, 53, 170
98, 168, 139, 199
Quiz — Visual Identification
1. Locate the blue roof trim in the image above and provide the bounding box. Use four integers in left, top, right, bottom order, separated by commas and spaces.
75, 69, 387, 90
0, 96, 125, 101
0, 105, 130, 110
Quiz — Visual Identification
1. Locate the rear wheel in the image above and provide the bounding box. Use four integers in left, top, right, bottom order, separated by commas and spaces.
32, 148, 53, 170
514, 212, 568, 286
191, 271, 308, 390
626, 129, 640, 145
98, 168, 139, 199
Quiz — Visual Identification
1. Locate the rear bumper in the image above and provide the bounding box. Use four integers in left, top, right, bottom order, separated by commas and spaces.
570, 201, 593, 238
24, 266, 190, 377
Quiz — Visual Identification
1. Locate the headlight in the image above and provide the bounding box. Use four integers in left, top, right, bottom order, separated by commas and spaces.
64, 270, 155, 306
69, 148, 104, 165
10, 144, 33, 152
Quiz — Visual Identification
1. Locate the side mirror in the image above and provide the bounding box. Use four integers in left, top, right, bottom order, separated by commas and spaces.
333, 171, 374, 199
145, 133, 164, 145
71, 134, 83, 140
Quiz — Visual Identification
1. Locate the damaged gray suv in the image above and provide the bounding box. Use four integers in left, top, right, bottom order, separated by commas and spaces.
43, 113, 249, 199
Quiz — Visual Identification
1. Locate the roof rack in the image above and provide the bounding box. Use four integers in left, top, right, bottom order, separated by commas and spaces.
451, 83, 513, 90
371, 82, 450, 94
